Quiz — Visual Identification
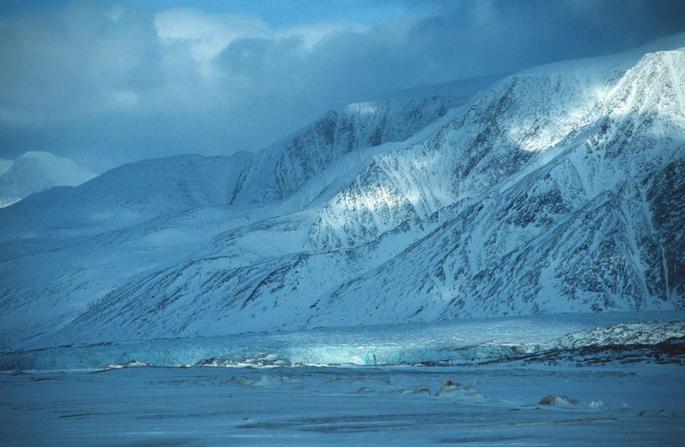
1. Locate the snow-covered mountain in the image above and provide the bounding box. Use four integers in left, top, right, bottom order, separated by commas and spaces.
0, 91, 469, 347
1, 36, 684, 349
0, 151, 95, 208
229, 94, 466, 206
0, 153, 253, 241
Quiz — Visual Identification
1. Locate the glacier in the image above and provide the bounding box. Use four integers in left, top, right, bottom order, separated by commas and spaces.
0, 311, 682, 371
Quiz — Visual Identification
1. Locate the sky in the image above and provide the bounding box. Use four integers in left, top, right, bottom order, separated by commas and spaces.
1, 0, 684, 171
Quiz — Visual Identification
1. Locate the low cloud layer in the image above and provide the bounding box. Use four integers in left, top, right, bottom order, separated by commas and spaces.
1, 0, 684, 170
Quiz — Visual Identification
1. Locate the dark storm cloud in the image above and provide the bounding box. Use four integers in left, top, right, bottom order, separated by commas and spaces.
0, 0, 683, 170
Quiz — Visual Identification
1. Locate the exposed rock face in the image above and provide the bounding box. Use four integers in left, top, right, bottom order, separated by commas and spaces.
538, 395, 580, 406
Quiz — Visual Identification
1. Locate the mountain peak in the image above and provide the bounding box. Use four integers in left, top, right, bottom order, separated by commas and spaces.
0, 151, 95, 208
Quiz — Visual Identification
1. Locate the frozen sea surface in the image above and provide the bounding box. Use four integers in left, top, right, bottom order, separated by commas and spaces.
1, 313, 683, 445
1, 364, 684, 446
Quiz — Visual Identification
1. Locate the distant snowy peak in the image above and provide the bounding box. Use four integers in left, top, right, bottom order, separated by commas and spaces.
0, 159, 12, 177
0, 151, 95, 207
0, 153, 254, 240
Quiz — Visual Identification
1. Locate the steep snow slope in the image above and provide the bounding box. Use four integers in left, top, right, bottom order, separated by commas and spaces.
230, 95, 465, 206
0, 92, 470, 243
0, 152, 94, 208
0, 153, 252, 241
0, 90, 475, 349
307, 48, 685, 325
0, 153, 264, 346
47, 41, 685, 346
